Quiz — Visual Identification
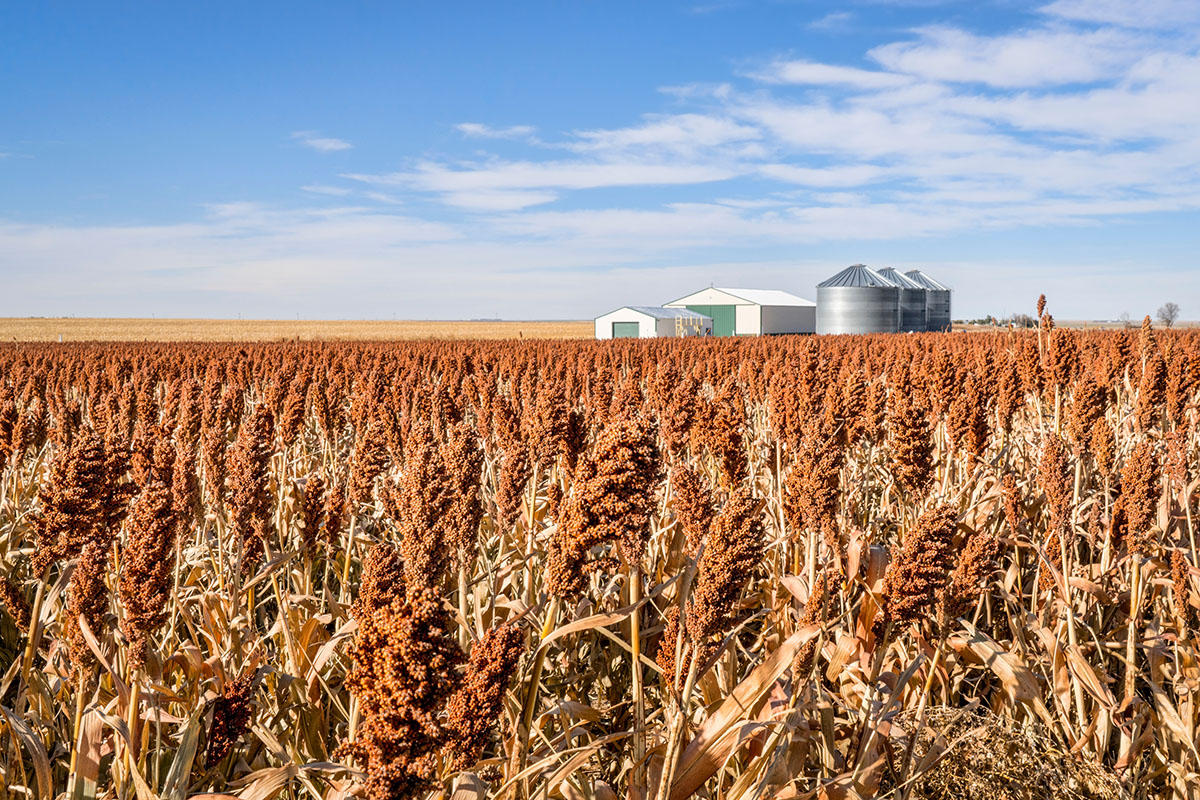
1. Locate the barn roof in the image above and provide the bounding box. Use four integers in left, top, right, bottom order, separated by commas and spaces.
714, 288, 816, 307
664, 287, 815, 307
600, 306, 711, 320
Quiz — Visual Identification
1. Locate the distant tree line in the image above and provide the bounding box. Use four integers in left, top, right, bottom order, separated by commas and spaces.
960, 313, 1037, 328
961, 303, 1181, 329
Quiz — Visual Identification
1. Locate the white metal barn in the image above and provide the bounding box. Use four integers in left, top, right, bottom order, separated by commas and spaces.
662, 287, 816, 336
593, 306, 713, 340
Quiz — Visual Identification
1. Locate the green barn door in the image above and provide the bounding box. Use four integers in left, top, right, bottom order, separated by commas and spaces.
686, 304, 735, 336
612, 322, 640, 339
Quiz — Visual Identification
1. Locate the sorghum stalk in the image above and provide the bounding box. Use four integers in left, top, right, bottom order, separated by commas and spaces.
513, 595, 559, 793
630, 564, 646, 786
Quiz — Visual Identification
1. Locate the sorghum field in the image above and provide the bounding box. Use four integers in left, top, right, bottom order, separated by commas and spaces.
0, 309, 1196, 799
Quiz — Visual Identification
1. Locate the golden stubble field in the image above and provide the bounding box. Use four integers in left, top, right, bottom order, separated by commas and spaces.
0, 318, 593, 342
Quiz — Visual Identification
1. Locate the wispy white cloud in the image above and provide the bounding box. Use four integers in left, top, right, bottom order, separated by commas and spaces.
363, 191, 404, 205
291, 130, 353, 152
301, 184, 352, 196
455, 122, 538, 140
732, 96, 1012, 159
939, 53, 1200, 141
567, 114, 760, 156
868, 25, 1150, 87
747, 59, 911, 89
756, 163, 895, 188
439, 189, 560, 211
1040, 0, 1200, 29
658, 82, 734, 101
345, 159, 739, 199
808, 12, 855, 32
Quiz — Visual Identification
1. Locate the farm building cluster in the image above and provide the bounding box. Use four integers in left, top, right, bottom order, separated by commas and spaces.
594, 265, 952, 339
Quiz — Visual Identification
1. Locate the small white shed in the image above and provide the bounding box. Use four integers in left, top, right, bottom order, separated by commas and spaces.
594, 306, 713, 340
663, 287, 816, 336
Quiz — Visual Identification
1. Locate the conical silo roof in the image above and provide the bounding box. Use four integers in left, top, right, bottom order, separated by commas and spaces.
904, 270, 950, 291
877, 267, 923, 290
818, 264, 895, 288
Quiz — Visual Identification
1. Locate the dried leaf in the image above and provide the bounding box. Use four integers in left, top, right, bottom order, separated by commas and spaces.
0, 705, 52, 800
670, 624, 819, 800
1065, 645, 1115, 710
953, 622, 1057, 729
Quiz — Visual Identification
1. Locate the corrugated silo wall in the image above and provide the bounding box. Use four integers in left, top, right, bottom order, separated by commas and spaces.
816, 287, 900, 334
899, 288, 926, 332
925, 290, 951, 331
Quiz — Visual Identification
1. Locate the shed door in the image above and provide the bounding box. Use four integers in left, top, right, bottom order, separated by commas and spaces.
612, 322, 640, 339
686, 305, 735, 337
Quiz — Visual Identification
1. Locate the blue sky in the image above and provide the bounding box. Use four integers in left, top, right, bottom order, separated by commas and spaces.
2, 0, 1199, 320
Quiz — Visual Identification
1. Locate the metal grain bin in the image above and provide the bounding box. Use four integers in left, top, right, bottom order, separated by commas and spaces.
877, 267, 927, 332
904, 270, 952, 331
816, 264, 900, 335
